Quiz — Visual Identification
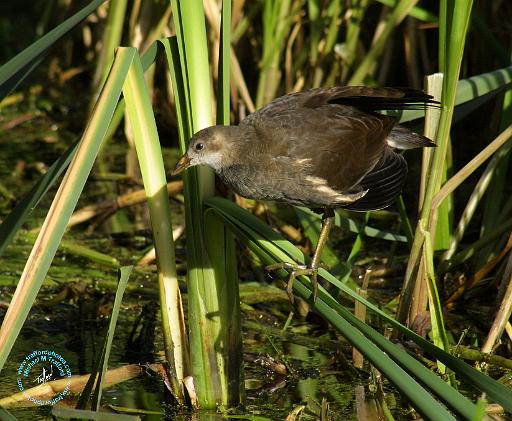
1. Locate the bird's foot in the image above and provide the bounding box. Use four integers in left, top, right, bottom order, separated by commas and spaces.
266, 262, 318, 303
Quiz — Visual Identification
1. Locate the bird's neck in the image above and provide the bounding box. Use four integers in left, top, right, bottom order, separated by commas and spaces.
216, 124, 259, 166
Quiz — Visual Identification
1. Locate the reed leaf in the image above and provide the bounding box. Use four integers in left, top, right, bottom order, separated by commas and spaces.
122, 50, 188, 401
398, 0, 474, 325
0, 41, 165, 260
76, 266, 132, 410
168, 0, 242, 407
205, 197, 512, 415
0, 48, 134, 373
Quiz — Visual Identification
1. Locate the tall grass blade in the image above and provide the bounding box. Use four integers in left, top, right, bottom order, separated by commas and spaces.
122, 49, 188, 401
168, 0, 242, 407
422, 225, 451, 377
398, 0, 474, 325
93, 265, 132, 408
213, 0, 244, 403
0, 48, 134, 373
217, 0, 232, 126
76, 266, 133, 410
409, 73, 443, 327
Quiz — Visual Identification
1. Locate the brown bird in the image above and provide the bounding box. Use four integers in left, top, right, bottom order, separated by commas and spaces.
172, 86, 435, 302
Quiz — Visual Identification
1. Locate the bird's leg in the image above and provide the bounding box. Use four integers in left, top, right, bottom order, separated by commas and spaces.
308, 207, 335, 300
265, 262, 305, 303
266, 208, 335, 302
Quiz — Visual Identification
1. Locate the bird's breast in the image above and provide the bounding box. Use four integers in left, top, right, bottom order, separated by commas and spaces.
216, 163, 354, 207
218, 164, 285, 201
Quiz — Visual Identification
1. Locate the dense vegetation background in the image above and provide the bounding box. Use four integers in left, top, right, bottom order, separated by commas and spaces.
1, 0, 512, 419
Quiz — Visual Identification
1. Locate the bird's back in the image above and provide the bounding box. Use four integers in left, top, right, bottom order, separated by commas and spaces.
219, 87, 432, 209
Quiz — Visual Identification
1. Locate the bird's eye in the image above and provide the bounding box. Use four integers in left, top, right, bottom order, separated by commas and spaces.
195, 142, 205, 151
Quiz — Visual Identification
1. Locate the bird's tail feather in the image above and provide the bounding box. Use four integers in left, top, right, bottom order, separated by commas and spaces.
343, 150, 407, 211
387, 125, 436, 150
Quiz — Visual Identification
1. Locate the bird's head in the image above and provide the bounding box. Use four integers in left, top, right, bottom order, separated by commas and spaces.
172, 125, 248, 175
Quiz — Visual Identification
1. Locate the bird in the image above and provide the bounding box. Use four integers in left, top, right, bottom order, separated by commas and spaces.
172, 86, 436, 302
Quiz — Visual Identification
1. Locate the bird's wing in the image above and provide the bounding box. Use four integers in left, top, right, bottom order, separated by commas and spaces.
242, 99, 395, 195
301, 86, 437, 111
245, 86, 436, 116
342, 149, 408, 211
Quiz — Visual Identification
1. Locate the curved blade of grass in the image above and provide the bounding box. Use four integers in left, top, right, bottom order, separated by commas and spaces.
307, 287, 475, 419
320, 255, 512, 413
122, 50, 188, 401
0, 0, 106, 100
297, 284, 459, 420
205, 197, 512, 413
102, 41, 164, 142
0, 48, 134, 373
76, 266, 132, 410
206, 199, 467, 418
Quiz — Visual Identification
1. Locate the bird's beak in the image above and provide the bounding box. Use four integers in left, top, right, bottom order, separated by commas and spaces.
172, 154, 192, 175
